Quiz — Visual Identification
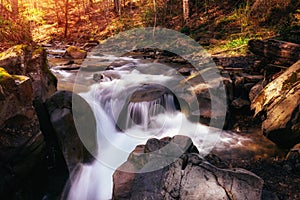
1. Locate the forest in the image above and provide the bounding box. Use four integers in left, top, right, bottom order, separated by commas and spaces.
0, 0, 300, 200
0, 0, 299, 51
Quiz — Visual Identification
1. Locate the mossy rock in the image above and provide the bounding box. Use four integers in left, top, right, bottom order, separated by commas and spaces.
0, 67, 12, 82
0, 44, 57, 100
12, 75, 30, 84
0, 45, 30, 60
0, 67, 17, 94
65, 46, 87, 59
32, 46, 44, 56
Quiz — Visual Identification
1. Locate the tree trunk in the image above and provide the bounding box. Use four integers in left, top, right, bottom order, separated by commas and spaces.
182, 0, 189, 21
11, 0, 18, 15
248, 39, 300, 66
119, 0, 121, 17
114, 0, 121, 15
64, 0, 69, 38
153, 0, 157, 28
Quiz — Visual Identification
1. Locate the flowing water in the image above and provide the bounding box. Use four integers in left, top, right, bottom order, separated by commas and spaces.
49, 53, 280, 200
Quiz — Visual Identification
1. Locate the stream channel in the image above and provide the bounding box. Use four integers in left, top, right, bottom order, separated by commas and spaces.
47, 45, 281, 200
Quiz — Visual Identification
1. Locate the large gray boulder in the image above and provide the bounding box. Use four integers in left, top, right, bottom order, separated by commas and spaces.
113, 136, 264, 200
251, 60, 300, 148
45, 90, 97, 172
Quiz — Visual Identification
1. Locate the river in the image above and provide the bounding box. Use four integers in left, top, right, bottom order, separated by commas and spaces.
47, 48, 283, 199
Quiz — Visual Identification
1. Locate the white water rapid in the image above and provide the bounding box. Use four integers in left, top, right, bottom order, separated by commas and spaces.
58, 55, 251, 200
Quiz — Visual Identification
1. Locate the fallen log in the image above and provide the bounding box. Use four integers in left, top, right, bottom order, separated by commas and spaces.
248, 39, 300, 66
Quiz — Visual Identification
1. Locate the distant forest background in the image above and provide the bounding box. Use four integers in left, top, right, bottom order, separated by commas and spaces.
0, 0, 299, 52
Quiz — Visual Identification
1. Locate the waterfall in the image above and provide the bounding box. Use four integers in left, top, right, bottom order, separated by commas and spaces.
125, 94, 177, 130
63, 56, 250, 200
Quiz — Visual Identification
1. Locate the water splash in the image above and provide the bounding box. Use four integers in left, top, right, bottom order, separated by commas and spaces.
125, 94, 177, 130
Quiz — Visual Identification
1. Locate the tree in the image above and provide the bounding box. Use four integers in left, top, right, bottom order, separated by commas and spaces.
11, 0, 18, 15
114, 0, 121, 16
182, 0, 189, 21
64, 0, 69, 38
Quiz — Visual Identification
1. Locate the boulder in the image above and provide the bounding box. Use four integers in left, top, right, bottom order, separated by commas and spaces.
113, 136, 264, 200
286, 143, 300, 172
249, 81, 264, 101
251, 60, 300, 148
45, 91, 97, 172
287, 143, 300, 161
129, 84, 173, 102
231, 97, 250, 109
183, 72, 228, 127
0, 45, 57, 199
64, 46, 87, 59
0, 68, 46, 198
0, 45, 57, 101
0, 68, 33, 127
83, 41, 99, 51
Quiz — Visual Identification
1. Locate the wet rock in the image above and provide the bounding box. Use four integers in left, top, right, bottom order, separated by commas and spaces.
171, 56, 187, 64
286, 143, 300, 161
231, 98, 250, 109
129, 84, 173, 102
103, 70, 121, 80
46, 49, 66, 58
177, 67, 194, 76
221, 72, 234, 101
249, 81, 264, 101
45, 91, 96, 172
243, 74, 264, 83
109, 60, 136, 68
83, 41, 99, 51
286, 143, 300, 172
113, 136, 264, 200
93, 71, 121, 82
63, 60, 75, 65
55, 64, 81, 71
93, 73, 103, 82
183, 72, 228, 127
251, 60, 300, 148
81, 63, 110, 72
64, 46, 87, 59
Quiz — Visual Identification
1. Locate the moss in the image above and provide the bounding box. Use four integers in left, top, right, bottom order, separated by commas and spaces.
0, 67, 12, 82
42, 60, 57, 87
67, 46, 86, 53
12, 75, 28, 82
32, 46, 44, 56
0, 44, 29, 60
